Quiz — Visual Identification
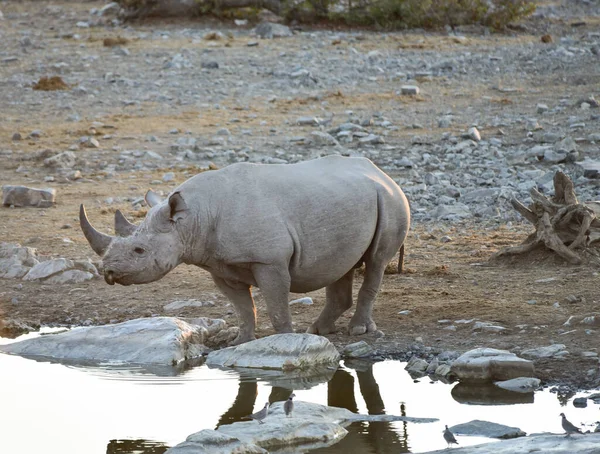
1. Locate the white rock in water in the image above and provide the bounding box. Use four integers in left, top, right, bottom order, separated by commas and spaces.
494, 377, 540, 393
421, 433, 600, 454
206, 333, 340, 370
0, 317, 212, 365
451, 348, 534, 381
23, 258, 73, 281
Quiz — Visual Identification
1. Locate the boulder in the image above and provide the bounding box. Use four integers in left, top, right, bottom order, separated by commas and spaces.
422, 433, 600, 453
451, 348, 534, 381
206, 333, 340, 370
165, 430, 266, 454
494, 377, 540, 393
23, 258, 74, 281
449, 420, 526, 439
44, 269, 95, 284
520, 344, 568, 359
168, 400, 437, 454
2, 185, 56, 208
0, 317, 214, 365
0, 243, 39, 278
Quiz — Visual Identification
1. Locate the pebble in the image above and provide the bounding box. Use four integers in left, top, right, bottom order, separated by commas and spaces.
12, 132, 22, 141
162, 172, 175, 182
400, 85, 420, 96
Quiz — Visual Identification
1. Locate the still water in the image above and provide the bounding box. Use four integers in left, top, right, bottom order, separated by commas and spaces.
1, 329, 598, 454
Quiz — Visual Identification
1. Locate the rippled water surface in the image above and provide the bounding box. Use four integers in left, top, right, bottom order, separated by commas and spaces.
1, 329, 598, 454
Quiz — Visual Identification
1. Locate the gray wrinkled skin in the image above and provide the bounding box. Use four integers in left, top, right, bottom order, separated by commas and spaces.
81, 156, 411, 345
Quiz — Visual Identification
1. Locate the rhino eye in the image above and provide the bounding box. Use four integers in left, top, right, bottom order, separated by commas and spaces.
134, 247, 146, 255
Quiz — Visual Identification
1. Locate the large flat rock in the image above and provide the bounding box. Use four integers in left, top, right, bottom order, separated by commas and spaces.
423, 433, 600, 453
0, 317, 215, 365
451, 348, 535, 381
206, 333, 340, 370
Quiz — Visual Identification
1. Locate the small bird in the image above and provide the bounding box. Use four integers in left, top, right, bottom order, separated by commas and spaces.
560, 413, 582, 437
284, 393, 296, 417
443, 425, 459, 448
248, 402, 270, 424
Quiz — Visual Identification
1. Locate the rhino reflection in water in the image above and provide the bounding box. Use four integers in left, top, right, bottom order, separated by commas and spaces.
80, 156, 410, 345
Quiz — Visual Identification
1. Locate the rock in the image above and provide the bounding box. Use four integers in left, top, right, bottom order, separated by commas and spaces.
467, 127, 481, 142
201, 61, 219, 69
450, 348, 535, 381
400, 85, 419, 95
206, 333, 340, 370
422, 433, 600, 454
494, 377, 540, 393
0, 243, 39, 278
308, 131, 340, 147
162, 172, 175, 182
449, 420, 526, 439
572, 397, 588, 408
0, 317, 210, 365
289, 297, 313, 305
358, 134, 384, 144
342, 341, 374, 358
434, 364, 453, 378
537, 103, 549, 113
43, 151, 77, 168
99, 2, 120, 16
297, 116, 320, 126
45, 269, 95, 284
203, 31, 226, 40
12, 132, 22, 141
426, 358, 439, 374
23, 258, 73, 281
520, 344, 568, 359
405, 356, 429, 375
254, 22, 292, 39
577, 159, 600, 178
165, 430, 267, 454
164, 299, 215, 311
2, 185, 56, 208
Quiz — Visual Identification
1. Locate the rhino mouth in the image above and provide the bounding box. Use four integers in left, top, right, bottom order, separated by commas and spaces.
104, 270, 115, 285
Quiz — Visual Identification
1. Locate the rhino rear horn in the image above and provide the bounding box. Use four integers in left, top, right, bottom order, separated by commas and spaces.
114, 209, 137, 237
145, 189, 162, 207
79, 204, 114, 256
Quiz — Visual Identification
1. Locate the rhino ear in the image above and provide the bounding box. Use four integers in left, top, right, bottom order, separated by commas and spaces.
145, 190, 162, 208
168, 192, 188, 222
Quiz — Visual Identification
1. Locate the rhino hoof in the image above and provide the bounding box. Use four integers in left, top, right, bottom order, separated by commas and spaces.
230, 333, 256, 346
307, 322, 336, 335
348, 320, 377, 336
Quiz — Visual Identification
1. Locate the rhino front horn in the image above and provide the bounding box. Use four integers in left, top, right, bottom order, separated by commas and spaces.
79, 204, 114, 256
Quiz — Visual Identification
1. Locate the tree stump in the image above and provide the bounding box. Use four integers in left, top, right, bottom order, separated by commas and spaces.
493, 171, 600, 265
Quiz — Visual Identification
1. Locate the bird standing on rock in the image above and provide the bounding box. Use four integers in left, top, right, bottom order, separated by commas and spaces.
284, 393, 296, 418
248, 402, 270, 424
443, 425, 459, 448
560, 413, 582, 436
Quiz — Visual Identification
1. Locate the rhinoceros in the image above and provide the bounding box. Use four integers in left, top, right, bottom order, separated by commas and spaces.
80, 155, 410, 345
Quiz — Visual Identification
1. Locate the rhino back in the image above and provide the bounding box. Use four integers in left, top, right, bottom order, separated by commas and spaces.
176, 156, 407, 291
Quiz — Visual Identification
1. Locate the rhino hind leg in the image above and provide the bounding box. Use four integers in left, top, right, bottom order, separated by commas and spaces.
211, 274, 257, 345
348, 262, 383, 335
307, 269, 354, 335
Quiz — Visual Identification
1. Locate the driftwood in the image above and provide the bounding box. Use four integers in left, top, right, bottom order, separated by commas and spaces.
494, 171, 600, 265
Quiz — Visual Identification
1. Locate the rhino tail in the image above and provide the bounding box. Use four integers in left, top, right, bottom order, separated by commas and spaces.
397, 244, 405, 274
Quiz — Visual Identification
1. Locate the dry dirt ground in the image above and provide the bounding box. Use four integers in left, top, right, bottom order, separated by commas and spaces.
0, 0, 599, 390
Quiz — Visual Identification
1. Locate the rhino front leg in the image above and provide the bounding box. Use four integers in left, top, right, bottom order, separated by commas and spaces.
252, 264, 294, 334
211, 274, 257, 345
308, 268, 354, 335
